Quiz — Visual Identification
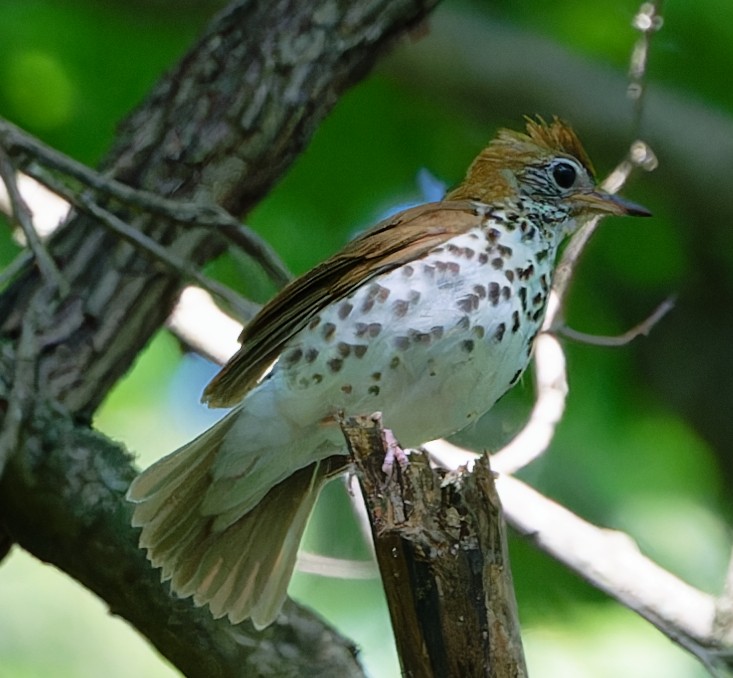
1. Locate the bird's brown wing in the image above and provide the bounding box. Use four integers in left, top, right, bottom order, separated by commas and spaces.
202, 200, 485, 407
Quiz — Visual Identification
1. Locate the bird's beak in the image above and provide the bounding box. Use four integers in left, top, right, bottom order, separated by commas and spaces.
572, 190, 652, 217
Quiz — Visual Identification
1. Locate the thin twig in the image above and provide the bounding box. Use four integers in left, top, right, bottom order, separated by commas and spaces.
0, 146, 67, 294
555, 295, 675, 347
0, 250, 33, 291
0, 117, 291, 287
629, 1, 665, 138
30, 167, 260, 322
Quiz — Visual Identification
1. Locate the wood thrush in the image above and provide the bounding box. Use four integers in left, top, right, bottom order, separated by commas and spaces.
127, 118, 650, 629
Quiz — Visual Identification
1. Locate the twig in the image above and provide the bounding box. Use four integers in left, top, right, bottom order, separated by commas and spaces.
555, 295, 675, 347
629, 1, 665, 138
25, 166, 260, 322
0, 146, 67, 294
0, 251, 33, 291
0, 117, 292, 288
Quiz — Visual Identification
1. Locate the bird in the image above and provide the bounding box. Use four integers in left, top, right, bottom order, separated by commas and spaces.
127, 117, 650, 629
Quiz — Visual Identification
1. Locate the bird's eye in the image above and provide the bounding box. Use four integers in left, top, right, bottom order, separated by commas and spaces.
551, 162, 577, 189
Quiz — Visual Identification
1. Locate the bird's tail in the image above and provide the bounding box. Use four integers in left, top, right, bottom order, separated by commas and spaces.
126, 414, 336, 629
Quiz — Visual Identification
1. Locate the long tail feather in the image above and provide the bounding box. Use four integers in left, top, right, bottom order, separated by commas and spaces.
127, 415, 336, 628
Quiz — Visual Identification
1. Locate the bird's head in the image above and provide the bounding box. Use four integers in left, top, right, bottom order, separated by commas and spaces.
448, 117, 650, 235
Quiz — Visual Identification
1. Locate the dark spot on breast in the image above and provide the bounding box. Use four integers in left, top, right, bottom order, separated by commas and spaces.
532, 308, 544, 322
409, 290, 421, 304
368, 385, 380, 396
532, 292, 544, 307
494, 323, 506, 342
390, 356, 400, 369
328, 358, 343, 373
361, 297, 375, 313
402, 264, 415, 277
516, 263, 535, 281
393, 299, 409, 318
518, 287, 528, 311
505, 270, 515, 283
354, 345, 368, 358
371, 371, 381, 381
498, 244, 513, 258
478, 252, 489, 265
430, 325, 444, 340
285, 348, 303, 365
512, 311, 520, 333
341, 384, 353, 394
355, 322, 368, 338
488, 283, 500, 305
312, 373, 323, 384
461, 339, 475, 353
457, 294, 479, 312
491, 257, 504, 270
502, 286, 512, 301
394, 336, 410, 350
305, 348, 319, 363
472, 325, 485, 339
337, 342, 351, 358
322, 322, 336, 340
423, 264, 435, 278
368, 323, 382, 337
487, 227, 501, 243
473, 284, 487, 299
308, 316, 321, 330
338, 302, 353, 320
463, 247, 475, 259
539, 274, 549, 292
410, 330, 432, 344
522, 227, 537, 242
536, 248, 550, 262
376, 285, 390, 302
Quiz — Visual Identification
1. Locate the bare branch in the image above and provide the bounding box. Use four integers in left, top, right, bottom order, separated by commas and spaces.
0, 146, 66, 293
556, 295, 675, 347
628, 1, 665, 137
0, 118, 292, 288
23, 163, 259, 321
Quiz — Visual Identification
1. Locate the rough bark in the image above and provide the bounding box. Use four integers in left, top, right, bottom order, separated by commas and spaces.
0, 0, 441, 674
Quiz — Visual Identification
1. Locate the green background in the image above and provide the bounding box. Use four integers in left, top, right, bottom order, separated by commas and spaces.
1, 1, 731, 676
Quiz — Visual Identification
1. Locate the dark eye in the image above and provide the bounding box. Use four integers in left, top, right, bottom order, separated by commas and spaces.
552, 162, 577, 189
